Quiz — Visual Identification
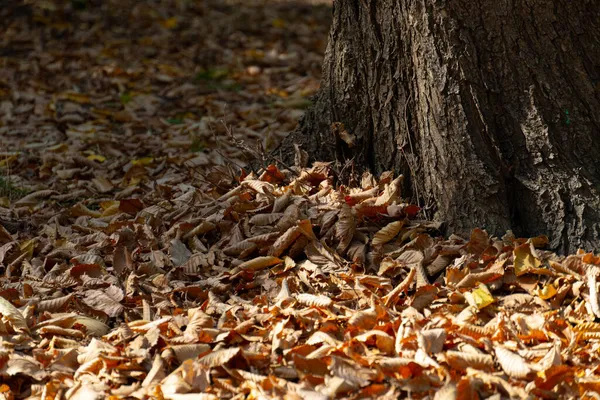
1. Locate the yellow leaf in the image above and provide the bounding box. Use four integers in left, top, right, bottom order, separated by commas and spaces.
19, 239, 35, 259
537, 284, 557, 300
100, 200, 121, 216
46, 143, 69, 153
471, 283, 495, 309
162, 17, 178, 29
128, 176, 143, 186
87, 153, 106, 163
513, 242, 542, 276
62, 92, 91, 104
272, 18, 286, 28
0, 153, 19, 167
132, 157, 154, 166
0, 197, 9, 207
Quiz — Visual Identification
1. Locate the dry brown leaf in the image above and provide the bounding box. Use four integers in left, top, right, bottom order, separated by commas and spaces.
82, 286, 125, 317
354, 330, 395, 354
374, 175, 403, 206
171, 344, 211, 363
72, 316, 110, 337
242, 179, 274, 194
36, 293, 73, 313
335, 205, 355, 254
296, 293, 333, 308
0, 296, 29, 334
588, 269, 600, 318
417, 328, 447, 354
199, 347, 241, 368
445, 351, 494, 371
383, 267, 416, 306
348, 308, 377, 330
238, 256, 282, 271
372, 221, 404, 246
494, 346, 532, 379
269, 226, 301, 257
249, 213, 283, 226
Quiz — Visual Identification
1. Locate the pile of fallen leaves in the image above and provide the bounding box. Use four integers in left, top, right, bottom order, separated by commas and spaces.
2, 157, 600, 399
3, 1, 600, 400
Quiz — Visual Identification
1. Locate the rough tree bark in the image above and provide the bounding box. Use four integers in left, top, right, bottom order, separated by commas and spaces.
281, 0, 600, 253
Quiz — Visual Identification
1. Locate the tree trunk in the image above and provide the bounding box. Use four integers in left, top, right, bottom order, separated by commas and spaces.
281, 0, 600, 253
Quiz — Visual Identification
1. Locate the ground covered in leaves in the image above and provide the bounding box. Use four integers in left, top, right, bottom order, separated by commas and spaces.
2, 1, 600, 400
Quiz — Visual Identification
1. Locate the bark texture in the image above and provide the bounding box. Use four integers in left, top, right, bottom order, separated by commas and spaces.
282, 0, 600, 253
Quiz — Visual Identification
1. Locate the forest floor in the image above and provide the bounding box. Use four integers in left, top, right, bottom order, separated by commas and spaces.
0, 1, 598, 399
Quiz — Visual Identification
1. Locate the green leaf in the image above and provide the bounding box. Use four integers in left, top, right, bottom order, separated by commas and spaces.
119, 92, 133, 105
167, 117, 184, 125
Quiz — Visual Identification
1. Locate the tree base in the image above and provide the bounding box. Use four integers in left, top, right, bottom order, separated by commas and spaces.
280, 0, 600, 253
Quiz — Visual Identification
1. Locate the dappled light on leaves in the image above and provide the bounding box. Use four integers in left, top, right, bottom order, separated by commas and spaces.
1, 155, 599, 398
1, 0, 600, 399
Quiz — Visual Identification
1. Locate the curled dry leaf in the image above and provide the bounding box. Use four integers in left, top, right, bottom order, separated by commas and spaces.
238, 256, 282, 271
242, 180, 274, 195
249, 213, 283, 226
306, 331, 341, 347
445, 351, 494, 371
223, 240, 257, 257
354, 330, 395, 354
82, 286, 125, 318
36, 294, 73, 313
199, 347, 241, 368
587, 269, 600, 318
171, 344, 212, 363
296, 293, 333, 308
0, 296, 29, 334
374, 175, 403, 206
494, 346, 532, 379
383, 267, 416, 306
269, 226, 301, 257
417, 328, 447, 354
143, 354, 167, 387
348, 308, 377, 330
72, 316, 110, 337
372, 221, 404, 246
335, 205, 355, 253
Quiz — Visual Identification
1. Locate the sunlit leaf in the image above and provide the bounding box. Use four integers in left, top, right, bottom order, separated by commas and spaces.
468, 283, 495, 309
296, 293, 333, 308
0, 296, 29, 334
199, 347, 240, 368
514, 242, 542, 276
537, 283, 557, 300
495, 346, 532, 379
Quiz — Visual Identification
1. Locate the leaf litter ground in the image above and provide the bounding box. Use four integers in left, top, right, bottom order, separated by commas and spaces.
1, 1, 600, 399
